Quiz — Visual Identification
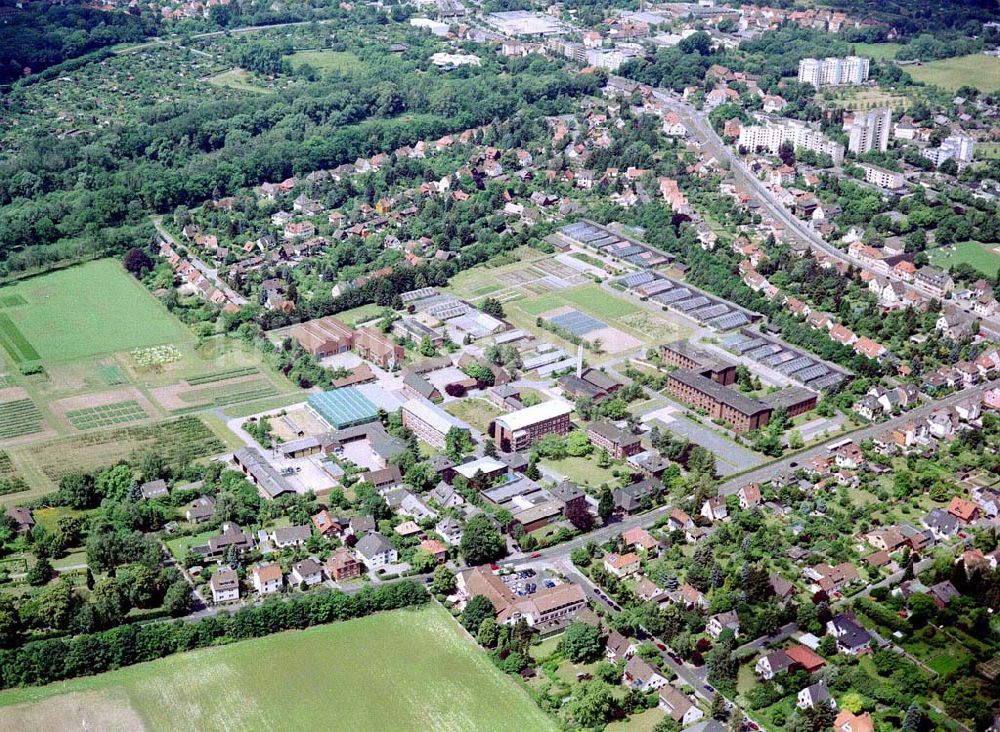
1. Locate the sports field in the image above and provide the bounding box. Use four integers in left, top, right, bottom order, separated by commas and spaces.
0, 604, 555, 732
0, 261, 190, 364
906, 54, 1000, 92
928, 241, 1000, 278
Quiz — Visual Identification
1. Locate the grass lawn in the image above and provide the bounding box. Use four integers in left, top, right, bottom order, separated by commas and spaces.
853, 42, 903, 60
32, 506, 89, 534
203, 68, 274, 94
907, 54, 1000, 92
607, 707, 666, 731
539, 454, 620, 488
517, 285, 639, 319
0, 604, 556, 732
976, 142, 1000, 160
163, 528, 216, 560
332, 302, 384, 327
0, 260, 191, 364
285, 50, 364, 75
443, 398, 502, 433
530, 635, 562, 662
928, 241, 1000, 278
928, 651, 968, 675
737, 663, 758, 695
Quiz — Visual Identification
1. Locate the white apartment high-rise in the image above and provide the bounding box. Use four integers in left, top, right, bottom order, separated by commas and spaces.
798, 56, 869, 86
848, 107, 891, 154
738, 121, 845, 164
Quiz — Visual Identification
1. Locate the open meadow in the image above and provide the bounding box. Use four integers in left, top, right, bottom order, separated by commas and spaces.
0, 604, 556, 732
906, 54, 1000, 92
928, 240, 1000, 278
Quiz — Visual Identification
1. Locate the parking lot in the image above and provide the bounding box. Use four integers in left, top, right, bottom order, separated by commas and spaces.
641, 405, 765, 476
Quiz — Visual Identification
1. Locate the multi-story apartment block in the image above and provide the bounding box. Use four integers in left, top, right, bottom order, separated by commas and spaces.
739, 121, 844, 163
848, 107, 891, 154
492, 400, 573, 452
923, 135, 975, 166
862, 163, 905, 190
660, 340, 737, 385
798, 56, 869, 86
665, 370, 772, 434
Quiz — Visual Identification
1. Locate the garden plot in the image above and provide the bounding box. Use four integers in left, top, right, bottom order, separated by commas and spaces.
50, 388, 157, 431
151, 373, 277, 412
541, 307, 642, 354
0, 389, 47, 442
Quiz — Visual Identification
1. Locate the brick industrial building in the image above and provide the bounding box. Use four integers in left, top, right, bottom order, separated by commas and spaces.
492, 400, 573, 452
660, 340, 737, 385
290, 316, 355, 358
587, 421, 643, 459
666, 369, 772, 434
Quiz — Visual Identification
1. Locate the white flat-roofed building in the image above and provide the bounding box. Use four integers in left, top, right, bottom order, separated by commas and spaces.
739, 121, 844, 164
401, 398, 468, 450
798, 56, 868, 86
492, 400, 573, 452
862, 164, 905, 190
453, 456, 508, 482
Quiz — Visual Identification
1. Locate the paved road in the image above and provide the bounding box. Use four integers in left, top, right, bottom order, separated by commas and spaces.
650, 89, 1000, 339
153, 218, 249, 305
716, 380, 995, 495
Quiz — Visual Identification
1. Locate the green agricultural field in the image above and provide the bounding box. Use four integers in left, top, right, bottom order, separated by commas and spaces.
907, 54, 1000, 92
928, 241, 1000, 278
286, 50, 365, 75
853, 42, 903, 60
65, 400, 148, 430
0, 260, 191, 364
517, 284, 640, 319
0, 399, 43, 439
0, 604, 556, 732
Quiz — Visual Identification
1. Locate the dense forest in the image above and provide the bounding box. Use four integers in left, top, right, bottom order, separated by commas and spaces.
0, 41, 597, 276
0, 6, 157, 85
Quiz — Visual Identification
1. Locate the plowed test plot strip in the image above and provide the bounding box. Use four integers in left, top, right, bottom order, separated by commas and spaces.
0, 315, 40, 363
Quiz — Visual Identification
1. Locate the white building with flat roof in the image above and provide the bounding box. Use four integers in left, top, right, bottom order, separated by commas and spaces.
798, 56, 868, 86
739, 121, 844, 163
492, 400, 573, 452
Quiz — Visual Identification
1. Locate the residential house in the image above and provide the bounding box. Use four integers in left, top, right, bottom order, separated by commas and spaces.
210, 567, 240, 603
435, 516, 464, 546
623, 656, 668, 692
5, 507, 34, 534
291, 558, 324, 586
271, 525, 312, 549
604, 552, 641, 578
755, 650, 795, 680
185, 495, 216, 524
252, 563, 283, 594
922, 508, 960, 540
605, 630, 638, 661
798, 681, 835, 710
738, 483, 762, 510
326, 547, 363, 582
622, 527, 661, 555
707, 610, 740, 639
834, 709, 874, 732
658, 686, 705, 726
355, 532, 398, 568
826, 613, 872, 655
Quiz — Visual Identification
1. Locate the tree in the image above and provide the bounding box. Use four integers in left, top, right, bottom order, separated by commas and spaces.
570, 681, 619, 728
598, 486, 615, 524
410, 550, 438, 574
418, 335, 437, 357
56, 472, 99, 509
431, 564, 455, 595
483, 438, 497, 458
460, 594, 495, 632
90, 577, 129, 629
906, 593, 937, 628
561, 621, 605, 662
445, 426, 475, 462
0, 594, 22, 648
711, 693, 728, 721
480, 297, 506, 318
123, 248, 152, 277
163, 580, 192, 617
26, 557, 54, 586
460, 515, 506, 566
35, 579, 79, 630
95, 464, 135, 503
597, 448, 611, 468
477, 617, 499, 647
566, 430, 593, 457
902, 701, 923, 732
